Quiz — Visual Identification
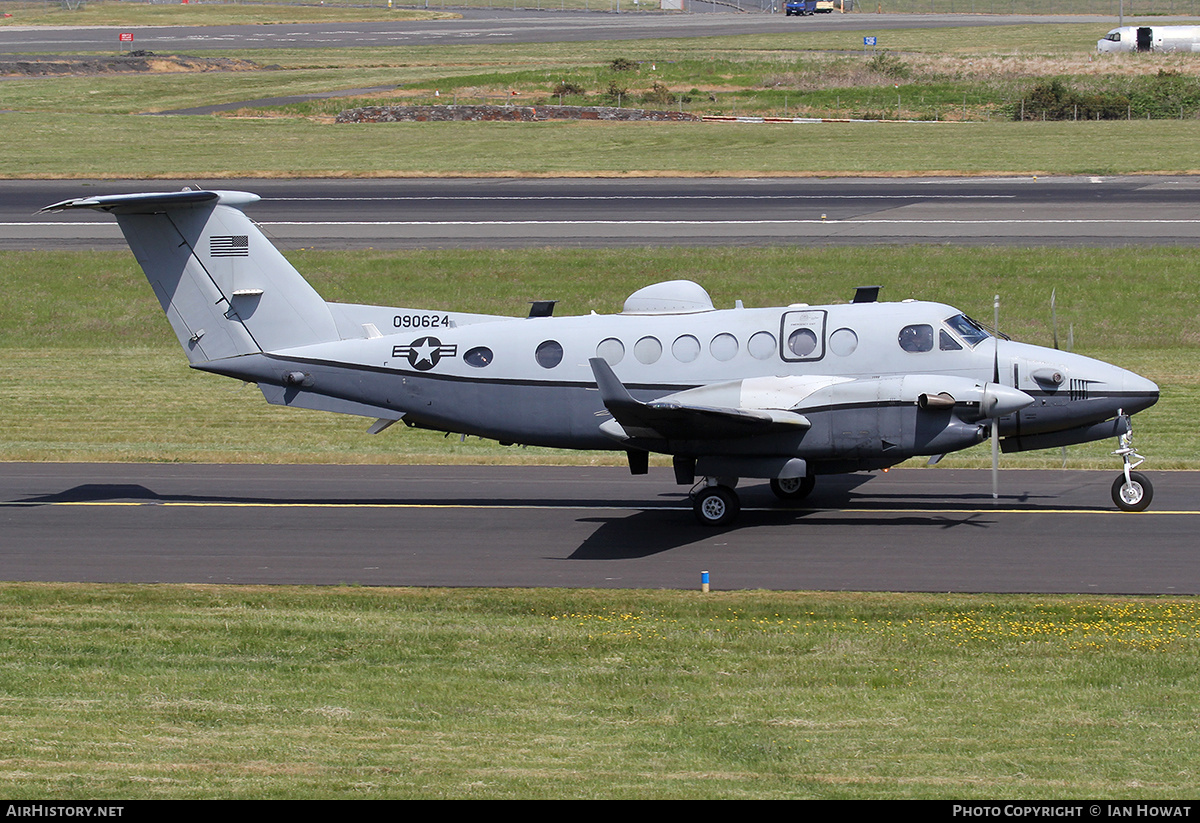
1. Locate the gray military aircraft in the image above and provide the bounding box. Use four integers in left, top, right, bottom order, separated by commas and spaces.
42, 189, 1160, 526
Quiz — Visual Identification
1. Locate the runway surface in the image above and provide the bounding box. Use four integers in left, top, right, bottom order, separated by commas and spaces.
11, 176, 1200, 249
2, 463, 1196, 593
0, 11, 1126, 54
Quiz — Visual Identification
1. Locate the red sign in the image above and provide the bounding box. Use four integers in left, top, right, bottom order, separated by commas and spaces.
119, 33, 134, 42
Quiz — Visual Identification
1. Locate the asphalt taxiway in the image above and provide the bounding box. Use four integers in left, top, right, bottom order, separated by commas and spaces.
2, 463, 1196, 593
0, 12, 1129, 54
11, 176, 1200, 249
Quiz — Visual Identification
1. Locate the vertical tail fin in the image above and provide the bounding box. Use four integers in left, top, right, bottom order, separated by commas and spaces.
41, 190, 339, 363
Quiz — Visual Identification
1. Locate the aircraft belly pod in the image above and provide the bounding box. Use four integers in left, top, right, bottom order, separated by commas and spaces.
42, 190, 1161, 526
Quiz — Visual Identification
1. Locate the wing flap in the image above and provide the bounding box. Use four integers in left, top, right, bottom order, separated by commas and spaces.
589, 358, 810, 442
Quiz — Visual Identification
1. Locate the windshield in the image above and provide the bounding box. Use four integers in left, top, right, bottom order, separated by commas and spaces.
944, 313, 991, 347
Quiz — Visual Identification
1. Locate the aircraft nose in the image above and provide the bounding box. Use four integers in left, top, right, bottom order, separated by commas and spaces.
1121, 371, 1159, 415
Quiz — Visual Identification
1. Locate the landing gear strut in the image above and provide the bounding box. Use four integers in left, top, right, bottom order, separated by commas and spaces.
1111, 412, 1152, 512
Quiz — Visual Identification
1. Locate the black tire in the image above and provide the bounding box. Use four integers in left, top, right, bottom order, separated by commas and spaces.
770, 475, 816, 502
693, 486, 740, 527
1112, 471, 1153, 512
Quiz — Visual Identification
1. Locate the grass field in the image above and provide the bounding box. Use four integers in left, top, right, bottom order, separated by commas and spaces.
10, 115, 1200, 177
1, 584, 1198, 799
8, 19, 1200, 175
0, 2, 458, 26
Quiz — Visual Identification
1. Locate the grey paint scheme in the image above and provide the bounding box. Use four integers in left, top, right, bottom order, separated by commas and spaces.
41, 190, 1160, 520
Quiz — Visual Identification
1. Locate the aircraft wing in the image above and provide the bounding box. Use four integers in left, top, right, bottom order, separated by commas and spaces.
589, 358, 811, 441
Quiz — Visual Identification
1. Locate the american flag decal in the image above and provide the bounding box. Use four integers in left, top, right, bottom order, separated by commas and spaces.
210, 235, 249, 257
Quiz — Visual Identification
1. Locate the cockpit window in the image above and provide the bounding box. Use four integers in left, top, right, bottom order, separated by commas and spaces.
1105, 31, 1121, 41
944, 314, 991, 347
898, 324, 934, 353
939, 330, 963, 351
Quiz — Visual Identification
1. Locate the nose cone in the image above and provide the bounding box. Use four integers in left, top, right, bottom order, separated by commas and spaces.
1121, 370, 1160, 415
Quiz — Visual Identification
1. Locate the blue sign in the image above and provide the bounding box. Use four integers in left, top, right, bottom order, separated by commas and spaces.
864, 36, 877, 46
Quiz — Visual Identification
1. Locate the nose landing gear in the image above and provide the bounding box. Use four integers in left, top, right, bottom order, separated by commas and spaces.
1111, 412, 1152, 512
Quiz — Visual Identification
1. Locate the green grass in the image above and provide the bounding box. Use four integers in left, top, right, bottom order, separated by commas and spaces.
0, 584, 1197, 798
9, 23, 1200, 175
0, 2, 456, 27
1, 247, 1194, 467
9, 114, 1200, 177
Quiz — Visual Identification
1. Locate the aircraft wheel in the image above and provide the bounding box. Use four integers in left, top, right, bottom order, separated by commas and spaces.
1112, 471, 1153, 512
770, 475, 816, 502
693, 486, 740, 527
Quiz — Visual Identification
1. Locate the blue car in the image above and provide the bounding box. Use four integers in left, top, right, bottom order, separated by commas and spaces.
785, 0, 815, 14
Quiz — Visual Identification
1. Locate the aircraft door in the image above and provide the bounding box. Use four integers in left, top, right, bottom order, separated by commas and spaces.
1138, 27, 1153, 51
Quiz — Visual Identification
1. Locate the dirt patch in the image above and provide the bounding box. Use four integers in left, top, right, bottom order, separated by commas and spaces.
0, 52, 260, 77
337, 104, 700, 124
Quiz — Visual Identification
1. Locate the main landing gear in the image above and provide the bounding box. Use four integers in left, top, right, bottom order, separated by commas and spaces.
691, 475, 816, 526
1111, 412, 1153, 513
692, 483, 740, 527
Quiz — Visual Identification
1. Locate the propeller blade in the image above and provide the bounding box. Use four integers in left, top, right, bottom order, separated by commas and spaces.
1051, 287, 1060, 350
992, 295, 1000, 383
992, 295, 1000, 499
992, 420, 1000, 500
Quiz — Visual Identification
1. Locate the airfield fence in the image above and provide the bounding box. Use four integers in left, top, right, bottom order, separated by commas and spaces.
8, 0, 1200, 16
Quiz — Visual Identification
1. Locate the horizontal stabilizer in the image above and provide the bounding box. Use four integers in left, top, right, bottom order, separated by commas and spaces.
39, 189, 256, 215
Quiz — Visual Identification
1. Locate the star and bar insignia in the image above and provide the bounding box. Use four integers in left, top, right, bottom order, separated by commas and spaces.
392, 337, 457, 371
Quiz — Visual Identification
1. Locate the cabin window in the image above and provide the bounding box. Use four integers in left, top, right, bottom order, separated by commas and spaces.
464, 346, 493, 368
634, 336, 662, 365
672, 334, 701, 363
710, 333, 738, 362
939, 330, 963, 351
829, 328, 858, 357
788, 328, 819, 358
535, 340, 563, 369
899, 324, 934, 353
748, 331, 776, 361
596, 338, 624, 366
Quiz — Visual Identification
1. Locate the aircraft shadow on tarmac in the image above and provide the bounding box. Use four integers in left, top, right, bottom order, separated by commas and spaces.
9, 472, 1067, 511
566, 473, 1067, 560
10, 474, 1084, 565
568, 495, 1003, 561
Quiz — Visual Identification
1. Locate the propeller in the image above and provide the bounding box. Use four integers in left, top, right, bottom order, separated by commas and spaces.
1052, 287, 1067, 468
1052, 287, 1075, 467
992, 294, 1000, 499
1051, 287, 1059, 351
